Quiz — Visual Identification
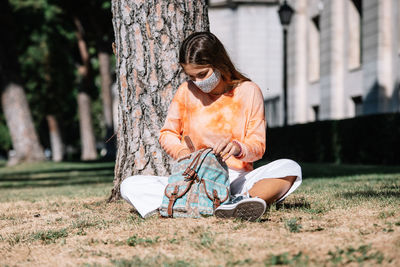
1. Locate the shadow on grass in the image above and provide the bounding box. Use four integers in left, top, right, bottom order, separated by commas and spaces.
0, 161, 115, 189
1, 169, 114, 181
0, 162, 115, 177
276, 200, 311, 210
0, 170, 113, 182
339, 190, 400, 199
0, 174, 113, 189
255, 159, 400, 179
381, 185, 400, 190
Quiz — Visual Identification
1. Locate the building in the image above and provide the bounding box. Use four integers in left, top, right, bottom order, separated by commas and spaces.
208, 0, 400, 127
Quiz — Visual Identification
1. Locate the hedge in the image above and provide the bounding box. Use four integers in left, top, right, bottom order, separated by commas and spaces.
265, 113, 400, 165
0, 122, 12, 156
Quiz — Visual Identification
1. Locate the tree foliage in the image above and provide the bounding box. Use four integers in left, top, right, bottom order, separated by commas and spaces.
0, 0, 115, 159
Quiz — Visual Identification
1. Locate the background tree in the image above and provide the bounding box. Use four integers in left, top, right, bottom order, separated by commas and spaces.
109, 0, 209, 201
9, 0, 78, 162
74, 16, 98, 160
0, 0, 45, 165
0, 0, 116, 162
59, 0, 115, 161
87, 0, 116, 158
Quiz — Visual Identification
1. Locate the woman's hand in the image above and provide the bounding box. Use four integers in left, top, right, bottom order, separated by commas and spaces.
213, 138, 241, 162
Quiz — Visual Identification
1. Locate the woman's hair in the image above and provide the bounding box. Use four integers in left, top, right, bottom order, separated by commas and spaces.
179, 32, 250, 87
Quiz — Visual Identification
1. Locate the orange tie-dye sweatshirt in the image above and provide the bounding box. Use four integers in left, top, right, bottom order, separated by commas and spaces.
159, 80, 266, 172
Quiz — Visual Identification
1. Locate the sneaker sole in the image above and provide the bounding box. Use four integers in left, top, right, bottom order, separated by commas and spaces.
215, 199, 266, 221
234, 201, 265, 221
214, 207, 236, 219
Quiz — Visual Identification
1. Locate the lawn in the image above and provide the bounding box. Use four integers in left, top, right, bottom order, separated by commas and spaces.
0, 160, 399, 266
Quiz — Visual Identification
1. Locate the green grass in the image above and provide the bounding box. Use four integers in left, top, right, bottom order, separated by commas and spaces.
0, 161, 114, 201
126, 234, 160, 247
284, 217, 302, 233
0, 160, 399, 266
31, 228, 69, 244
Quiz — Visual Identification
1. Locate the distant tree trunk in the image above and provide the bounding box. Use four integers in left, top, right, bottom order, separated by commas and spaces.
77, 91, 97, 160
98, 50, 115, 158
0, 1, 45, 166
109, 0, 209, 201
46, 115, 64, 162
86, 11, 115, 158
74, 16, 97, 160
112, 82, 118, 137
1, 84, 45, 165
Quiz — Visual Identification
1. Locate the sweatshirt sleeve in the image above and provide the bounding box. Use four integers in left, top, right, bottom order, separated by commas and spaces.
236, 84, 266, 162
159, 84, 189, 160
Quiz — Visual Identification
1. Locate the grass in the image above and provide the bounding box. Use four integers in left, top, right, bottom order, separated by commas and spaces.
284, 217, 302, 233
0, 160, 399, 266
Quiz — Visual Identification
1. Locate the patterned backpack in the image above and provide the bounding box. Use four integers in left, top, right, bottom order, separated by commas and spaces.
159, 138, 230, 218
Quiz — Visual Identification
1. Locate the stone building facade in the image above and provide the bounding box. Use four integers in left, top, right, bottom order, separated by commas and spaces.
208, 0, 400, 127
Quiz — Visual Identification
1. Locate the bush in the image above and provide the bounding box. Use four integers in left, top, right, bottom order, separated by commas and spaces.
0, 121, 12, 156
265, 113, 400, 165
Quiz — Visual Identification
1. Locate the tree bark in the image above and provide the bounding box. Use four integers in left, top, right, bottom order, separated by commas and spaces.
109, 0, 209, 201
74, 16, 98, 161
0, 1, 45, 166
46, 115, 64, 162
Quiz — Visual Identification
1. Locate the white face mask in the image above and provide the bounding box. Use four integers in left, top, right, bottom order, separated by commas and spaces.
192, 69, 221, 93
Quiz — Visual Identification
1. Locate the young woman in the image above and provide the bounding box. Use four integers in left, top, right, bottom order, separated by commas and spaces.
120, 32, 302, 221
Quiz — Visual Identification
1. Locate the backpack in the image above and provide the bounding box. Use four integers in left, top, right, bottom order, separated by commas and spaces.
159, 141, 230, 218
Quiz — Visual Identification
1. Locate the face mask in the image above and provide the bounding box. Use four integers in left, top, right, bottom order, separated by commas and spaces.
192, 69, 221, 93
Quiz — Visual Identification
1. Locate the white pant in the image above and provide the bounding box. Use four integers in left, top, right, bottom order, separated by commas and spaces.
120, 159, 302, 218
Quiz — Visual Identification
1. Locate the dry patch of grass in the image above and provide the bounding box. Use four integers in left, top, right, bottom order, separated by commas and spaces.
0, 161, 399, 266
1, 197, 399, 266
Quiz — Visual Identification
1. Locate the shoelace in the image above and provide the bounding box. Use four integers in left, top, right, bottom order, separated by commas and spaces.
231, 190, 250, 200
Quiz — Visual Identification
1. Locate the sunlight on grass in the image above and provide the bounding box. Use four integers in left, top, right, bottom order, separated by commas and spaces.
0, 161, 114, 202
0, 161, 399, 266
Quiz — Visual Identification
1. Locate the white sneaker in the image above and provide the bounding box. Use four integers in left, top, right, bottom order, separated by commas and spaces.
215, 195, 266, 221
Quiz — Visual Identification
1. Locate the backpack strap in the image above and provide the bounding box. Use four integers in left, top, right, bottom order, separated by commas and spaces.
184, 136, 196, 153
213, 190, 221, 208
181, 148, 215, 181
164, 180, 195, 217
201, 179, 229, 209
167, 185, 179, 217
182, 149, 206, 181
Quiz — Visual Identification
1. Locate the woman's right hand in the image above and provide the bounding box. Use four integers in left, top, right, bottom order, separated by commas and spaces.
213, 138, 241, 162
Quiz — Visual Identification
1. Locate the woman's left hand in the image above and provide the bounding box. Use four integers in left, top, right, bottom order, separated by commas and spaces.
213, 138, 241, 162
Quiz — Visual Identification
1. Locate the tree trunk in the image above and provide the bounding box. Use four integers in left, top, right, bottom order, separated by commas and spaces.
0, 1, 45, 166
98, 51, 116, 158
1, 84, 45, 165
109, 0, 209, 201
77, 92, 97, 160
46, 115, 64, 162
74, 16, 98, 161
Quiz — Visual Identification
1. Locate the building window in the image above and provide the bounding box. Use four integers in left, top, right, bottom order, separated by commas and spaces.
312, 105, 320, 121
352, 96, 363, 116
308, 15, 320, 82
348, 0, 362, 70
